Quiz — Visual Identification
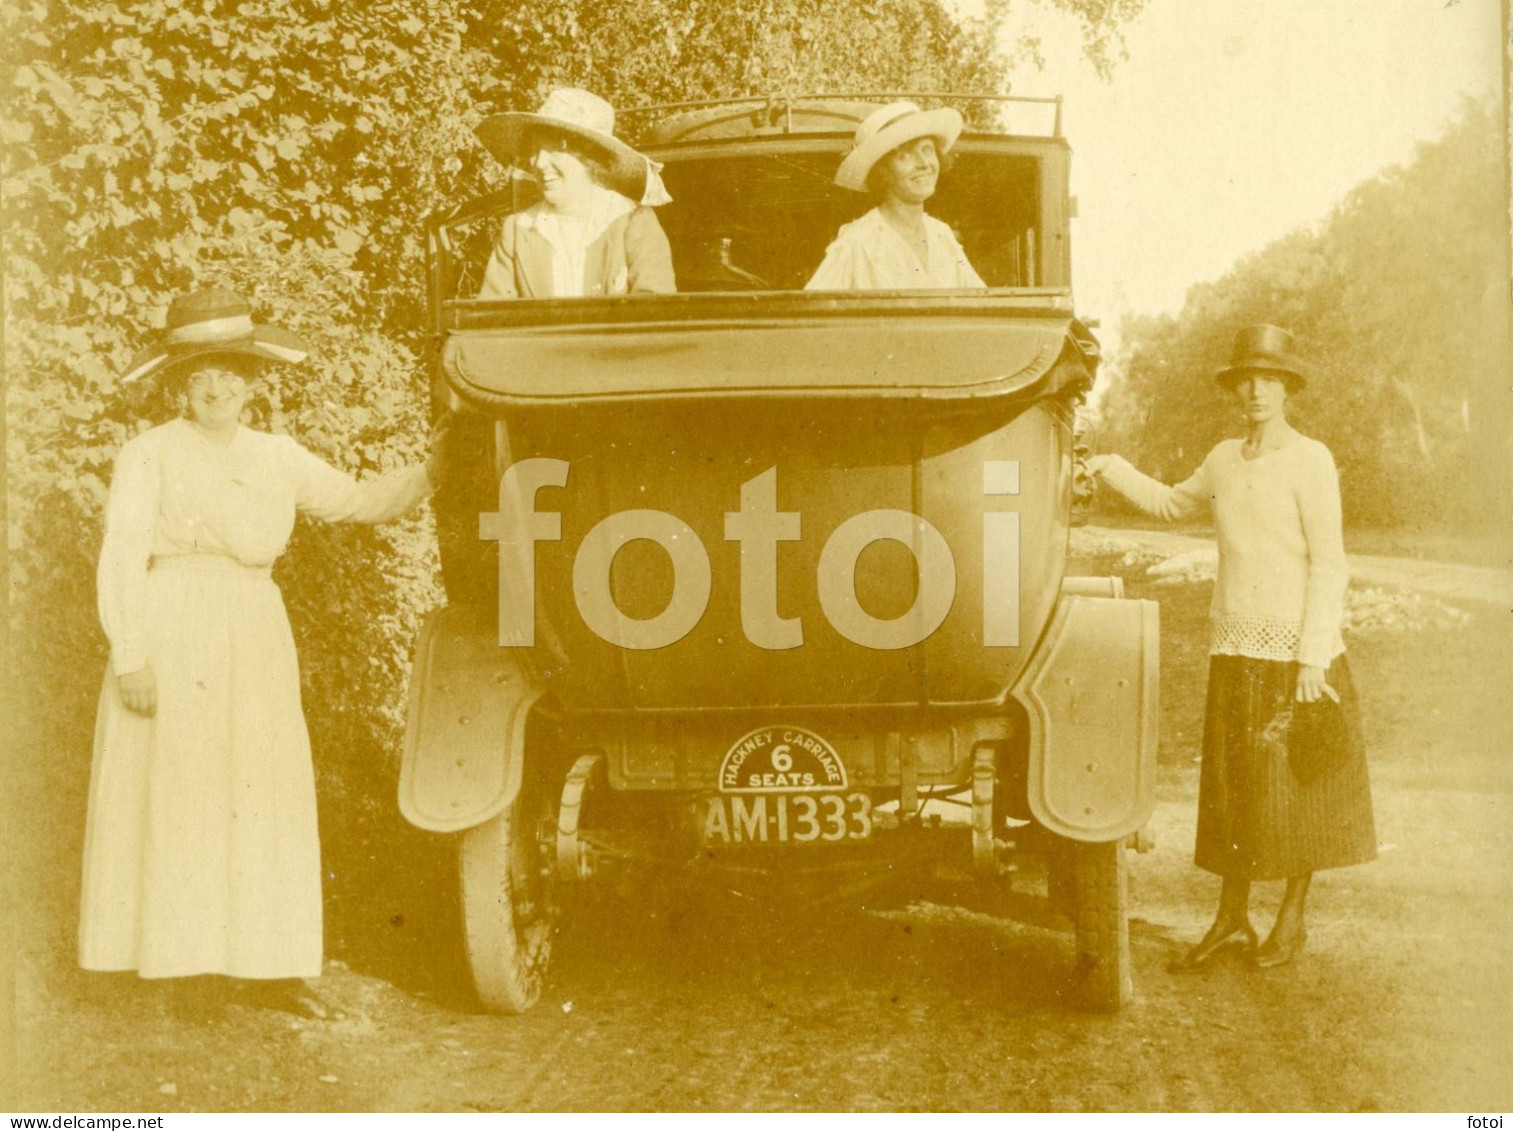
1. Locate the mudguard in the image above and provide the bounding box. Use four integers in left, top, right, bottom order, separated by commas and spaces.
399, 604, 545, 833
1010, 593, 1159, 842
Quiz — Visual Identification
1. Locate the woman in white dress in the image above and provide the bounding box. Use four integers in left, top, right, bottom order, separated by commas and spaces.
80, 287, 451, 1016
806, 101, 985, 291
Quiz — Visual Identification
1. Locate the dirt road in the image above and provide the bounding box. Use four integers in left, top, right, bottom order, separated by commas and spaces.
12, 547, 1512, 1113
1078, 524, 1513, 606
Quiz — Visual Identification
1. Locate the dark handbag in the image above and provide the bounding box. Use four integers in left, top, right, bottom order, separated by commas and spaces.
1287, 697, 1352, 785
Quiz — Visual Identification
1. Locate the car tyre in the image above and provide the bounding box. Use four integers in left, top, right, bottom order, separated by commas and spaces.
1070, 839, 1133, 1012
459, 777, 554, 1013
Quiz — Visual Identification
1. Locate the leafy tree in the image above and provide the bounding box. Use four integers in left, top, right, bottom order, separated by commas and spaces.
3, 0, 480, 951
467, 0, 1147, 124
1097, 99, 1511, 531
468, 0, 1010, 134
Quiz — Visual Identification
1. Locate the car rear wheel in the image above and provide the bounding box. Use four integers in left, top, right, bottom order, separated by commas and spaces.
459, 778, 554, 1013
1069, 839, 1133, 1012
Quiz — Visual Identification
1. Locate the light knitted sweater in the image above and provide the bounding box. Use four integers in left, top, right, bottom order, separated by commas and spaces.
1098, 436, 1348, 667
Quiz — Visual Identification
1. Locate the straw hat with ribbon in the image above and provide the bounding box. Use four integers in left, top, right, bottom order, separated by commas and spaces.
120, 288, 311, 385
1213, 324, 1308, 390
834, 101, 965, 193
475, 87, 671, 206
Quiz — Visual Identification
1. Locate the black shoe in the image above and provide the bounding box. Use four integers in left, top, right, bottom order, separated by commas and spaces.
1254, 926, 1307, 969
1167, 921, 1258, 973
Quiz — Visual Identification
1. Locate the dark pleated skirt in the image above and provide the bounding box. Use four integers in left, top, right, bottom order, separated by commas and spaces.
1194, 653, 1377, 880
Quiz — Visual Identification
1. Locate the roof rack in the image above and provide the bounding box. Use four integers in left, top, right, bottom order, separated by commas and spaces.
620, 92, 1064, 138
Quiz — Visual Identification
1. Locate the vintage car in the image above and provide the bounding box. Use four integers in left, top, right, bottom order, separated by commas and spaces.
400, 93, 1158, 1013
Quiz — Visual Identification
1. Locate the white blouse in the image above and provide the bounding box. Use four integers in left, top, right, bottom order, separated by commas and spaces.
806, 208, 986, 291
514, 185, 637, 297
97, 418, 432, 673
1099, 437, 1350, 667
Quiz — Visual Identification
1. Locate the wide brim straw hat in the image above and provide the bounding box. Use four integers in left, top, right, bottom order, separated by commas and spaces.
120, 287, 311, 384
834, 101, 965, 193
475, 87, 669, 205
1214, 324, 1307, 389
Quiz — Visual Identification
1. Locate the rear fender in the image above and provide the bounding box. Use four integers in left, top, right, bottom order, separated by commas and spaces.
399, 605, 545, 833
1009, 593, 1159, 842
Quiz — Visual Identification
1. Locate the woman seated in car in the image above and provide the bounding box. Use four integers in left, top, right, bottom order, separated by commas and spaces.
806, 101, 985, 290
475, 87, 676, 298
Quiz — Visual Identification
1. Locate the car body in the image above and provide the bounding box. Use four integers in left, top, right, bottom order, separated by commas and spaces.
400, 94, 1158, 1012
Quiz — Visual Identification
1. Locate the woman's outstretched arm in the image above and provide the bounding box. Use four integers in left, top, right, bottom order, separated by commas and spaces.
1088, 451, 1213, 523
284, 414, 457, 525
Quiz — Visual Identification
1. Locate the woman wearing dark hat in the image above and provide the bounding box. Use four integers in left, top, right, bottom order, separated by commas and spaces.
1088, 325, 1376, 970
806, 101, 985, 290
80, 287, 453, 1016
474, 87, 675, 299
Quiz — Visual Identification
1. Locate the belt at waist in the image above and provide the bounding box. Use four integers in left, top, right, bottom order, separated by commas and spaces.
150, 554, 274, 579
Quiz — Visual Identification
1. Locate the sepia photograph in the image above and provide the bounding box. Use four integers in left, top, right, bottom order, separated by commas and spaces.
3, 0, 1510, 1115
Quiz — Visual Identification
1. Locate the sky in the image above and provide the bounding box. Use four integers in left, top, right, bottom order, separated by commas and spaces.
965, 0, 1504, 357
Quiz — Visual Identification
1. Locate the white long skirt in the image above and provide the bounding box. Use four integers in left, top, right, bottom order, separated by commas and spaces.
78, 557, 323, 979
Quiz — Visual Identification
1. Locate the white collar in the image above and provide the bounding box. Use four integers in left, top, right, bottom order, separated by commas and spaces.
518, 184, 636, 246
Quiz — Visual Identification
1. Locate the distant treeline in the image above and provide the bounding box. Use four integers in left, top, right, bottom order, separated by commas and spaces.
1095, 100, 1511, 531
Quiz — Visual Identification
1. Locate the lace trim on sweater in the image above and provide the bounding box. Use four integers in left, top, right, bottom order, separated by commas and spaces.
1210, 615, 1301, 662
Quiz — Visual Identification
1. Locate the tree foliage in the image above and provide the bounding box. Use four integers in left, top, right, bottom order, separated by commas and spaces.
1097, 99, 1512, 530
467, 0, 1017, 132
3, 1, 479, 914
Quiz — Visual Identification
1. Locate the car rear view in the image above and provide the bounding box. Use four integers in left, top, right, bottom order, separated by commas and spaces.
400, 94, 1158, 1013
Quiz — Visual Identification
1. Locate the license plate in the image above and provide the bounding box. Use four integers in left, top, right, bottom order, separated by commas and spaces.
701, 792, 873, 845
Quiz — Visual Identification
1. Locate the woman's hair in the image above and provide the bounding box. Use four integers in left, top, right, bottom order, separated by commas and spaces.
1219, 368, 1302, 395
577, 147, 612, 187
522, 127, 613, 187
865, 136, 955, 198
171, 353, 262, 386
